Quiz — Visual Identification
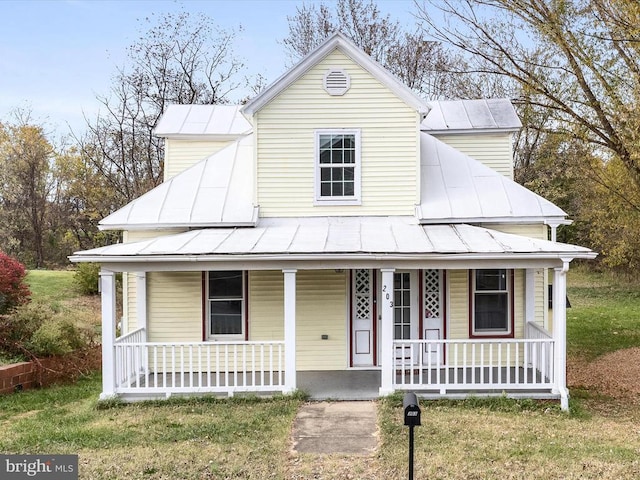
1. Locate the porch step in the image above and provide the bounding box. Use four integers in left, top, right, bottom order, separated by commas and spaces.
292, 401, 378, 455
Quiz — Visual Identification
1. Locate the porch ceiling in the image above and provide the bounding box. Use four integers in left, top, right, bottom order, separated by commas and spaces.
70, 217, 595, 268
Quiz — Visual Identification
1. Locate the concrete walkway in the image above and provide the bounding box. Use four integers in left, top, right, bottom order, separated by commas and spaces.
292, 401, 378, 455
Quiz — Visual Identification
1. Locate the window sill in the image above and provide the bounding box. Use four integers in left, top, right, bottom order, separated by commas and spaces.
314, 198, 362, 206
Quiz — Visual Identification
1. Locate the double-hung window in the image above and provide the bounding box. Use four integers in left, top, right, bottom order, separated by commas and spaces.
315, 129, 361, 204
471, 269, 513, 337
207, 271, 245, 340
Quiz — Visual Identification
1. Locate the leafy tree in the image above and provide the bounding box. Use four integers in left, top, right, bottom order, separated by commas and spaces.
0, 251, 30, 314
76, 10, 251, 209
0, 112, 55, 267
282, 0, 468, 99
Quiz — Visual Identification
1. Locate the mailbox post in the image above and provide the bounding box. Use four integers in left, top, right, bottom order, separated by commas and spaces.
403, 392, 421, 480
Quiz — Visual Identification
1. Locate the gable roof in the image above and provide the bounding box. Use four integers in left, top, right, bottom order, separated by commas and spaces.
99, 135, 257, 230
241, 32, 430, 116
421, 99, 522, 133
154, 105, 252, 139
417, 132, 568, 225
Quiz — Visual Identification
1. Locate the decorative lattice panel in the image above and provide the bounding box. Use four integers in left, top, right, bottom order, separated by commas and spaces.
355, 269, 371, 320
424, 269, 441, 318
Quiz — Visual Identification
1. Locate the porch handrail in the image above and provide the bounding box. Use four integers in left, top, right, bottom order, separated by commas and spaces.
115, 327, 146, 344
114, 340, 286, 396
393, 338, 555, 392
525, 321, 553, 339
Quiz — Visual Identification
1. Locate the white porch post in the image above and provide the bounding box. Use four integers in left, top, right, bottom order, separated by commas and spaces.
379, 268, 395, 396
525, 269, 536, 324
136, 272, 148, 374
553, 261, 570, 411
283, 269, 297, 394
100, 270, 117, 400
136, 272, 148, 336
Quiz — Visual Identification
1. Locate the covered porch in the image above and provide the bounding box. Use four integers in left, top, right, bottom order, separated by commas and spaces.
73, 218, 596, 410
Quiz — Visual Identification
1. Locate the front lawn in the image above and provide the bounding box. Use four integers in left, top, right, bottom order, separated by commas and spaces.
566, 266, 640, 360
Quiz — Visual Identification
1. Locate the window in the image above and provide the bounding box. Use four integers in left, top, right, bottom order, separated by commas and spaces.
208, 271, 245, 339
315, 129, 361, 204
471, 269, 513, 337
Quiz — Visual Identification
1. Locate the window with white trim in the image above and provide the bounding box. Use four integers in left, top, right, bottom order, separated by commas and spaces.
207, 271, 245, 339
471, 269, 512, 336
315, 130, 361, 204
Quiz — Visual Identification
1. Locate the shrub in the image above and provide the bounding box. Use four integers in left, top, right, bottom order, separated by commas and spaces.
28, 318, 87, 356
74, 263, 100, 295
0, 251, 31, 314
0, 302, 91, 358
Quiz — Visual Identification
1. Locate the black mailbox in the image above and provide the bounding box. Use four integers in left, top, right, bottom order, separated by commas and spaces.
403, 392, 421, 426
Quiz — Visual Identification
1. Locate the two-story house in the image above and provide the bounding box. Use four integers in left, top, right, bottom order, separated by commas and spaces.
71, 33, 595, 409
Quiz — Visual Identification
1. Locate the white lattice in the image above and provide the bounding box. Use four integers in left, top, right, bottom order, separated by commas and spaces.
355, 269, 371, 320
424, 269, 440, 318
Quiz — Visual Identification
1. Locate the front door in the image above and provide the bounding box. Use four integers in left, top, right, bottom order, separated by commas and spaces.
352, 269, 374, 367
392, 271, 419, 364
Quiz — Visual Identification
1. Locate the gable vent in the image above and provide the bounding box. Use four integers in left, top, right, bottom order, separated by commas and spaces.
323, 69, 350, 96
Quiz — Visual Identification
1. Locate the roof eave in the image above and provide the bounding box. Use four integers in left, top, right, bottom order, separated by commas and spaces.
98, 221, 257, 231
417, 216, 571, 225
69, 250, 598, 265
423, 127, 521, 135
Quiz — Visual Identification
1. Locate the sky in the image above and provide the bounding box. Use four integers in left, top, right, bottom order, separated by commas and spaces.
0, 0, 419, 139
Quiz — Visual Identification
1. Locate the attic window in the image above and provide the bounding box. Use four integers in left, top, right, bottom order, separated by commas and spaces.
323, 69, 350, 96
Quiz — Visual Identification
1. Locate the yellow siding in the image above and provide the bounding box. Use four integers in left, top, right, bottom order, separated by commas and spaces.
147, 271, 202, 342
249, 271, 284, 341
121, 229, 187, 331
483, 223, 548, 240
256, 49, 419, 217
447, 270, 468, 340
434, 133, 514, 179
164, 139, 233, 180
296, 270, 348, 370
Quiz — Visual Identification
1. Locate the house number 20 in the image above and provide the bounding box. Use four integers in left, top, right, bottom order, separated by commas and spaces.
382, 284, 393, 308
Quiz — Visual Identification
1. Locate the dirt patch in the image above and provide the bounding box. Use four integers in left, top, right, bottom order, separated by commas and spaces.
568, 347, 640, 402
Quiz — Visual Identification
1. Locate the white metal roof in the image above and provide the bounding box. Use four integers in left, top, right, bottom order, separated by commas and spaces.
154, 105, 252, 139
417, 133, 568, 224
72, 216, 593, 263
99, 135, 257, 230
421, 99, 522, 133
241, 32, 430, 116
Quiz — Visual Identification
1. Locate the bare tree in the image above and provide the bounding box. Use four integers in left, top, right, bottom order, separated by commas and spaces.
77, 10, 250, 207
282, 0, 467, 99
417, 0, 640, 187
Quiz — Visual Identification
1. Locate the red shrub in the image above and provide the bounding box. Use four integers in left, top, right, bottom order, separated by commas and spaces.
0, 251, 31, 314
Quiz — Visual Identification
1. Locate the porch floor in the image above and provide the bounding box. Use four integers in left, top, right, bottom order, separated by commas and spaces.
117, 367, 558, 401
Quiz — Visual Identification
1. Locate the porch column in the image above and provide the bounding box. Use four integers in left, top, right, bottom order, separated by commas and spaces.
136, 272, 148, 337
283, 269, 297, 394
525, 269, 536, 323
553, 261, 570, 411
379, 268, 395, 396
136, 272, 148, 374
100, 270, 117, 400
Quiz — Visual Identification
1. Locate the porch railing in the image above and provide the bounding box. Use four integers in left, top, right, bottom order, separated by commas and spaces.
113, 333, 285, 395
525, 322, 555, 384
393, 335, 555, 392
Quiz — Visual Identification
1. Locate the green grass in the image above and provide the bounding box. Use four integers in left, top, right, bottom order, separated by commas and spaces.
26, 269, 78, 306
567, 266, 640, 360
0, 376, 304, 479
